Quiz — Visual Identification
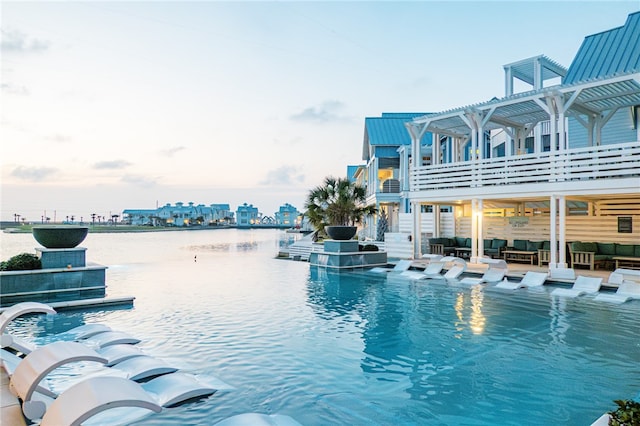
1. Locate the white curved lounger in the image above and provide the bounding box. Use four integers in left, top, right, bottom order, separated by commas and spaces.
460, 259, 507, 285
551, 276, 602, 298
215, 413, 303, 426
370, 259, 413, 273
10, 340, 108, 420
111, 355, 179, 381
0, 302, 56, 353
40, 376, 162, 426
84, 330, 141, 348
142, 372, 219, 407
97, 344, 146, 366
495, 271, 548, 290
401, 261, 445, 280
594, 281, 640, 304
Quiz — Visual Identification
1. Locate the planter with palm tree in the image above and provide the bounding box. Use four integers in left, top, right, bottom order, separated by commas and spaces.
305, 176, 377, 240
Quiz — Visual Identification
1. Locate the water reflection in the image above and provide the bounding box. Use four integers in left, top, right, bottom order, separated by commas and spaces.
454, 286, 486, 336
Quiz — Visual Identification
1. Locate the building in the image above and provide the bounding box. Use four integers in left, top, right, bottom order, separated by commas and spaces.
275, 203, 301, 227
351, 112, 431, 240
401, 12, 640, 265
236, 203, 260, 228
123, 202, 235, 227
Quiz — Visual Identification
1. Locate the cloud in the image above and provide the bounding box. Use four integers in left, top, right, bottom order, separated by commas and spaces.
94, 160, 132, 170
11, 166, 58, 182
159, 146, 186, 157
121, 174, 157, 187
1, 83, 29, 95
1, 29, 49, 52
290, 100, 351, 123
260, 165, 305, 186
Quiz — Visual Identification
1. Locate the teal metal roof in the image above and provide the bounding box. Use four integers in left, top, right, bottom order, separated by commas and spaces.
365, 114, 431, 146
565, 11, 640, 84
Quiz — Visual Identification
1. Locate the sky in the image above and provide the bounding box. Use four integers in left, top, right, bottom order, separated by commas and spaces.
1, 1, 639, 223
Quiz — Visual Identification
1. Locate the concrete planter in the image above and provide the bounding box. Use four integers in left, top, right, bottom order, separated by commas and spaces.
32, 225, 89, 249
325, 226, 357, 240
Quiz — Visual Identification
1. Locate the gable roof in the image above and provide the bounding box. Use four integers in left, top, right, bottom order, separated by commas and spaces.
565, 11, 640, 84
363, 113, 431, 161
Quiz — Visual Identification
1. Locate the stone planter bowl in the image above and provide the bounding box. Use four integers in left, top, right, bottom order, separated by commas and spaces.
325, 226, 357, 240
32, 225, 89, 249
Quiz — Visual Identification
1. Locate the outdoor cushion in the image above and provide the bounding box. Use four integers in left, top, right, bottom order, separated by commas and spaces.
513, 240, 528, 251
465, 238, 472, 248
616, 244, 634, 257
635, 245, 640, 257
597, 243, 616, 256
492, 239, 507, 250
571, 241, 583, 252
455, 237, 466, 247
542, 241, 551, 250
582, 242, 598, 252
484, 239, 492, 249
526, 241, 543, 251
594, 254, 611, 261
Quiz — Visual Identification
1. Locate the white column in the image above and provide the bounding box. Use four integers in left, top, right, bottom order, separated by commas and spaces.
558, 195, 567, 268
412, 202, 421, 258
477, 199, 484, 259
434, 205, 440, 238
549, 195, 557, 267
470, 199, 478, 262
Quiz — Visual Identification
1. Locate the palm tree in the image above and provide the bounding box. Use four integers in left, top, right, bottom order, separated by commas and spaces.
305, 176, 377, 233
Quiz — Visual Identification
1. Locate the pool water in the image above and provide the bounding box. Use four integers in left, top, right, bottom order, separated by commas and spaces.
2, 229, 639, 425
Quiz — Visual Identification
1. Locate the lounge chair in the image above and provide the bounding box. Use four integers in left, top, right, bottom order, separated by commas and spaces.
401, 261, 445, 280
594, 281, 640, 304
495, 271, 548, 290
40, 376, 162, 426
370, 259, 413, 273
9, 340, 109, 420
548, 267, 576, 281
460, 258, 507, 285
550, 276, 602, 298
1, 301, 137, 355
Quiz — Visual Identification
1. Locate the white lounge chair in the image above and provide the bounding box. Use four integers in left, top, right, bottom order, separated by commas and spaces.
495, 271, 548, 290
370, 259, 413, 273
401, 261, 445, 280
594, 281, 640, 304
549, 267, 576, 281
551, 276, 602, 298
9, 340, 109, 420
460, 258, 507, 285
40, 376, 162, 426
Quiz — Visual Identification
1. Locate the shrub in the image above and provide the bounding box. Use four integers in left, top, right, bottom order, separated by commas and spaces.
0, 253, 42, 271
362, 244, 379, 252
609, 399, 640, 426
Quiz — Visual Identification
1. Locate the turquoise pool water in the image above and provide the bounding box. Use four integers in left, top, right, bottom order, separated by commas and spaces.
2, 229, 639, 425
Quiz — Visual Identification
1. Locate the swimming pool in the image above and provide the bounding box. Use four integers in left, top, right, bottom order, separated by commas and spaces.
3, 229, 639, 425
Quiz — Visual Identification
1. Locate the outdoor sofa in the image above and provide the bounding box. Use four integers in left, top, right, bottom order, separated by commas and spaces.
568, 241, 640, 270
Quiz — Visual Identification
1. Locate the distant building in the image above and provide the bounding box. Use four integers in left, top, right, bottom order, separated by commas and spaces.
236, 203, 259, 228
123, 202, 235, 227
274, 203, 300, 227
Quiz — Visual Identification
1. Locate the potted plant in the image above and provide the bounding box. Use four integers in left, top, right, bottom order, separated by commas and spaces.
608, 399, 640, 425
304, 176, 377, 240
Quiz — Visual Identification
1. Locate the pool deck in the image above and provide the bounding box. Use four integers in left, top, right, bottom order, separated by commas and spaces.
0, 263, 618, 425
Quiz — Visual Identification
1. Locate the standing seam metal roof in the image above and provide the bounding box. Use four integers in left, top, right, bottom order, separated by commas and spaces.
564, 11, 640, 84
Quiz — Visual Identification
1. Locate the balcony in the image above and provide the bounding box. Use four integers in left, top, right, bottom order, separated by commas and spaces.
410, 142, 640, 196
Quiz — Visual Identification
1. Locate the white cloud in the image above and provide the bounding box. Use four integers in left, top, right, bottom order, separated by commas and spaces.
11, 166, 58, 182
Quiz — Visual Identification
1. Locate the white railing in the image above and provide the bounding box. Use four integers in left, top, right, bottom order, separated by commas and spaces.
411, 141, 640, 192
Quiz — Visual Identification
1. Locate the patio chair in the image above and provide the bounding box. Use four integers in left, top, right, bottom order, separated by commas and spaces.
460, 258, 507, 285
550, 276, 602, 298
370, 259, 413, 273
495, 271, 548, 290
